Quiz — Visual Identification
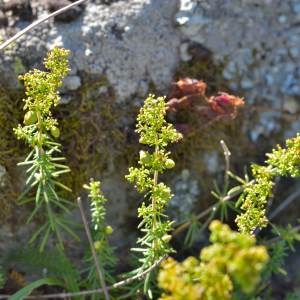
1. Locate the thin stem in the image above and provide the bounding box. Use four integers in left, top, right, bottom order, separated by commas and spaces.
152, 146, 159, 254
77, 197, 110, 300
0, 0, 89, 50
0, 256, 166, 299
172, 204, 216, 236
36, 111, 44, 155
220, 140, 231, 192
172, 178, 255, 237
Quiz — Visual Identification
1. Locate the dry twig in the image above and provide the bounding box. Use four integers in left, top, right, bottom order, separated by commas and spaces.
0, 0, 89, 50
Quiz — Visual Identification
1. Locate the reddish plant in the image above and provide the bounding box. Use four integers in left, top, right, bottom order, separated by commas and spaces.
166, 78, 244, 134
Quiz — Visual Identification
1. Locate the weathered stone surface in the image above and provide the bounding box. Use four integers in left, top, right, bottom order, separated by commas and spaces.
176, 0, 300, 139
0, 0, 181, 104
0, 0, 299, 261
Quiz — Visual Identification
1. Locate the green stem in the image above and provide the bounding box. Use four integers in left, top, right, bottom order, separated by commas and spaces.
172, 204, 216, 236
152, 146, 159, 256
37, 111, 42, 145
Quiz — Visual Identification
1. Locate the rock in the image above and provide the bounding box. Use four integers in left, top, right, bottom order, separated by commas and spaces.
277, 15, 287, 23
0, 11, 8, 27
59, 95, 73, 104
179, 42, 192, 61
168, 169, 200, 223
241, 78, 254, 89
63, 75, 81, 91
289, 47, 299, 58
175, 0, 300, 137
0, 0, 181, 103
283, 97, 299, 114
44, 0, 84, 22
203, 151, 220, 174
292, 2, 300, 14
2, 0, 33, 21
175, 0, 197, 25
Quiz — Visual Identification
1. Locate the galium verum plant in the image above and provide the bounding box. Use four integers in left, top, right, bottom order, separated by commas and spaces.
83, 179, 116, 289
14, 47, 75, 251
126, 95, 182, 270
236, 134, 300, 234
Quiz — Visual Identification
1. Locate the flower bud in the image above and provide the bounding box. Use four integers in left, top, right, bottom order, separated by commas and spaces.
24, 111, 37, 125
139, 137, 146, 144
94, 241, 102, 251
50, 126, 60, 138
139, 150, 151, 165
162, 234, 172, 243
105, 225, 113, 235
139, 150, 147, 161
165, 158, 175, 169
34, 172, 42, 181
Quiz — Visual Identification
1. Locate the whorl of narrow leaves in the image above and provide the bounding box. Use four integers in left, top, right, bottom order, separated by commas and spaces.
236, 134, 300, 234
83, 179, 116, 287
13, 48, 74, 251
126, 95, 182, 270
158, 220, 269, 300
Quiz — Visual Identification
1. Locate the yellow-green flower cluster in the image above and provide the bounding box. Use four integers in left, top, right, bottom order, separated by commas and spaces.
136, 95, 182, 147
14, 47, 70, 146
158, 220, 269, 300
84, 179, 109, 232
236, 165, 274, 234
236, 133, 300, 234
126, 95, 182, 268
266, 134, 300, 177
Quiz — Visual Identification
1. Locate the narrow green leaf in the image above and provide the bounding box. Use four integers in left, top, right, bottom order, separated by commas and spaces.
52, 180, 72, 192
27, 200, 44, 224
227, 186, 243, 197
211, 190, 221, 200
51, 199, 70, 214
51, 162, 70, 169
51, 169, 70, 177
9, 277, 63, 300
56, 219, 80, 241
131, 247, 148, 252
227, 171, 246, 184
47, 183, 60, 201
50, 157, 66, 161
39, 224, 52, 252
29, 223, 47, 244
26, 169, 39, 185
17, 160, 35, 166
26, 165, 38, 174
35, 182, 42, 204
17, 185, 35, 202
24, 149, 35, 162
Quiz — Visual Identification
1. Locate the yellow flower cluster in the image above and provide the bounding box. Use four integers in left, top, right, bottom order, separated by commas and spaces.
158, 220, 269, 300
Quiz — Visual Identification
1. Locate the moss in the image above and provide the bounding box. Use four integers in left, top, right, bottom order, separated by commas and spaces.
12, 57, 26, 77
0, 88, 25, 221
55, 76, 128, 197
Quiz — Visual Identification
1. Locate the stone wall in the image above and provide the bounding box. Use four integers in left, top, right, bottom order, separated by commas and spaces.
0, 0, 299, 251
